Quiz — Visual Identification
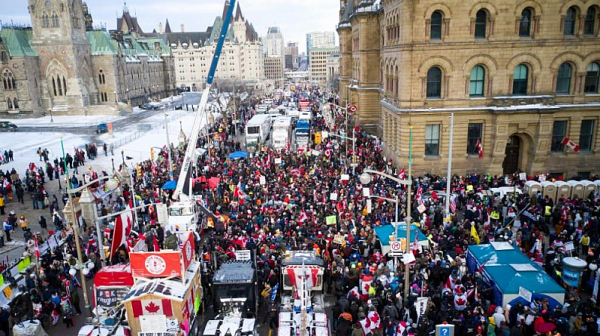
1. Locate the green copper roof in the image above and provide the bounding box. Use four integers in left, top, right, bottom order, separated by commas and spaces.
0, 28, 37, 57
87, 30, 118, 55
206, 16, 234, 45
136, 37, 172, 56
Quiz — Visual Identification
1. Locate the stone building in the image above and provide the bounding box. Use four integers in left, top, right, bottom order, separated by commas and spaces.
338, 0, 600, 178
264, 56, 284, 82
163, 1, 263, 91
0, 0, 175, 116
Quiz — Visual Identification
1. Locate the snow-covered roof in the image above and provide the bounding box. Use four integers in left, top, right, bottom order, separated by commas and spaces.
122, 261, 200, 302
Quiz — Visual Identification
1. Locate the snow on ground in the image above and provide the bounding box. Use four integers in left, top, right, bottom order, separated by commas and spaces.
0, 111, 211, 178
13, 115, 125, 127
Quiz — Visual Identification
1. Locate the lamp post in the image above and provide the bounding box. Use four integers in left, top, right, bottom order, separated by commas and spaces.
359, 127, 413, 299
179, 121, 186, 145
120, 162, 140, 230
164, 113, 174, 180
121, 149, 125, 166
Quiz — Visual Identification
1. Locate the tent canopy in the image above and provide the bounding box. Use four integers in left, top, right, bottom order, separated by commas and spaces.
162, 180, 177, 190
228, 151, 248, 159
374, 224, 428, 255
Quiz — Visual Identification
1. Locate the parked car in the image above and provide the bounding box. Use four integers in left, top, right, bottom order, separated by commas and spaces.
0, 121, 18, 132
141, 103, 153, 110
96, 123, 109, 134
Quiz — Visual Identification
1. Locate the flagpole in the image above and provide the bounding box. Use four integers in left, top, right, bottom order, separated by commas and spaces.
445, 113, 454, 217
404, 127, 413, 300
61, 138, 91, 316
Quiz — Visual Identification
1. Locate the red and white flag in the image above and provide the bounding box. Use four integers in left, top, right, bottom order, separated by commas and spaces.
34, 238, 40, 259
109, 207, 133, 259
299, 211, 308, 223
476, 139, 483, 158
561, 137, 580, 152
131, 299, 173, 317
398, 168, 406, 180
416, 187, 423, 205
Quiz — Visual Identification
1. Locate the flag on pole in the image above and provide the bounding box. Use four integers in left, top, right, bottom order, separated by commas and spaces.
450, 195, 457, 213
561, 137, 580, 152
398, 168, 406, 180
471, 223, 480, 244
416, 187, 423, 205
476, 139, 483, 158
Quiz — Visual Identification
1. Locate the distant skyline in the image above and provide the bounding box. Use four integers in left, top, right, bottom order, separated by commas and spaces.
0, 0, 339, 53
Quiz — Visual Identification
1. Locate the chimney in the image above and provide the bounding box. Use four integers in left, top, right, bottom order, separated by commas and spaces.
158, 22, 163, 34
181, 24, 184, 33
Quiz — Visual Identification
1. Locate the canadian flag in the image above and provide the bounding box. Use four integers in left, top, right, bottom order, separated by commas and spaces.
298, 211, 309, 223
561, 137, 580, 152
368, 310, 381, 331
359, 274, 373, 301
454, 293, 468, 311
398, 168, 406, 180
109, 206, 133, 259
359, 318, 372, 335
416, 187, 423, 205
397, 321, 407, 336
476, 139, 483, 158
131, 299, 173, 317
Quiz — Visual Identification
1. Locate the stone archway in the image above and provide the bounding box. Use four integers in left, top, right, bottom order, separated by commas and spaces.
502, 133, 534, 174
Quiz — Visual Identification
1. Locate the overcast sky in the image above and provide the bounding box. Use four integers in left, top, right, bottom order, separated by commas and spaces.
1, 0, 339, 53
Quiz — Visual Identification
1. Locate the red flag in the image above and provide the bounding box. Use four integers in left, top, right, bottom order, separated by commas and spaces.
109, 213, 126, 259
34, 238, 40, 259
398, 168, 406, 180
561, 137, 580, 152
431, 191, 438, 201
476, 139, 483, 158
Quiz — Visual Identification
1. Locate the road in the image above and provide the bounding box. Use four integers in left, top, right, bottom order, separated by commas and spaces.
17, 93, 204, 134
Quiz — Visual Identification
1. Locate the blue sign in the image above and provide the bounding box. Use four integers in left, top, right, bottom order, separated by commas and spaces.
436, 324, 454, 336
562, 268, 581, 287
270, 283, 278, 301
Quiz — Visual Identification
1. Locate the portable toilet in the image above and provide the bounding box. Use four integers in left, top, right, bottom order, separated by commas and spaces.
568, 180, 585, 199
581, 180, 597, 198
555, 181, 571, 199
541, 181, 557, 202
595, 180, 600, 192
524, 181, 542, 197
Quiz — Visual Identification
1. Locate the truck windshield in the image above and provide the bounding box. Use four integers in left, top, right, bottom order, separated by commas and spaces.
169, 206, 193, 216
247, 126, 260, 134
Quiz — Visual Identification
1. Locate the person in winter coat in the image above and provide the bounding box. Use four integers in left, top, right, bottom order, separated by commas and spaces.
351, 323, 365, 336
39, 215, 48, 237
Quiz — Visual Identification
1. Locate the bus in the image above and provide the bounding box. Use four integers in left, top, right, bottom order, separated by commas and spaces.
271, 116, 293, 150
245, 114, 272, 152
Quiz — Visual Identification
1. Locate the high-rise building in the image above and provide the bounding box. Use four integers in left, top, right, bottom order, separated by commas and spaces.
309, 47, 338, 84
165, 1, 263, 91
306, 31, 335, 64
0, 0, 176, 116
284, 42, 299, 70
337, 0, 600, 177
263, 27, 284, 57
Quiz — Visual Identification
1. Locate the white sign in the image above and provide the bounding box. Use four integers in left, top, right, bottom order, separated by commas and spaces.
156, 203, 168, 224
274, 158, 282, 164
417, 204, 427, 213
341, 174, 349, 181
235, 250, 251, 261
402, 253, 416, 264
140, 315, 167, 333
330, 193, 338, 201
390, 241, 403, 253
518, 286, 532, 302
564, 241, 575, 252
415, 297, 428, 320
519, 172, 527, 181
321, 131, 329, 139
260, 176, 266, 185
362, 188, 370, 197
539, 175, 546, 182
311, 150, 320, 156
367, 199, 372, 214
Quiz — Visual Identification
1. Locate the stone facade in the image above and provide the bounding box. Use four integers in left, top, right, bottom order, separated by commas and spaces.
0, 0, 176, 116
166, 1, 263, 91
309, 47, 339, 84
338, 0, 600, 178
264, 56, 284, 82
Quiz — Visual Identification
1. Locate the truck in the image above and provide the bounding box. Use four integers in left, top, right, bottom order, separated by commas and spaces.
245, 114, 272, 152
295, 119, 310, 151
271, 116, 293, 150
211, 260, 258, 318
166, 200, 199, 233
278, 251, 329, 336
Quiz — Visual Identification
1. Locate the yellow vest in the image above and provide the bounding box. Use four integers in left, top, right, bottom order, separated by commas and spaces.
491, 211, 500, 219
544, 206, 552, 216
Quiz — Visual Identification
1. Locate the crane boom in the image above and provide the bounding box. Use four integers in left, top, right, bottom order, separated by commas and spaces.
172, 0, 237, 201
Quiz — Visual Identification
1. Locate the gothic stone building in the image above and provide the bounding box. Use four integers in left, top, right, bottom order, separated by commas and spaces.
338, 0, 600, 178
0, 0, 176, 116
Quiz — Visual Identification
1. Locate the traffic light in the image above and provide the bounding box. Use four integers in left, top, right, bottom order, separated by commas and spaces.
136, 164, 142, 177
150, 148, 155, 161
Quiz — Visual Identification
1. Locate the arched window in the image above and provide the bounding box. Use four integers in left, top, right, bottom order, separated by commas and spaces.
426, 66, 442, 98
584, 7, 597, 35
51, 11, 59, 27
42, 12, 50, 28
98, 70, 105, 85
52, 77, 57, 96
556, 63, 572, 94
513, 64, 529, 95
475, 10, 487, 39
1, 52, 8, 64
63, 76, 67, 94
470, 65, 485, 97
7, 98, 12, 109
564, 7, 577, 35
57, 76, 63, 96
13, 98, 18, 109
2, 70, 15, 90
430, 11, 443, 40
519, 8, 532, 37
584, 62, 600, 94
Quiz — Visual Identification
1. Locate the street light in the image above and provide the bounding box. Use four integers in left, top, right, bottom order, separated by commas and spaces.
360, 129, 413, 300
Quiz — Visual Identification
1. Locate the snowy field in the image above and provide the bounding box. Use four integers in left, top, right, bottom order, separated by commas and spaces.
0, 112, 210, 177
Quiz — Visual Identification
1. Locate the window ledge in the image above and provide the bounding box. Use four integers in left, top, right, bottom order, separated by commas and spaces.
584, 93, 600, 96
549, 151, 567, 155
424, 155, 441, 160
426, 97, 442, 101
469, 96, 486, 100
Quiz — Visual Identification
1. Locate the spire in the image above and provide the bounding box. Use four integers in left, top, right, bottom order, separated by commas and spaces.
221, 0, 230, 19
123, 0, 129, 13
235, 3, 244, 21
165, 18, 172, 33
